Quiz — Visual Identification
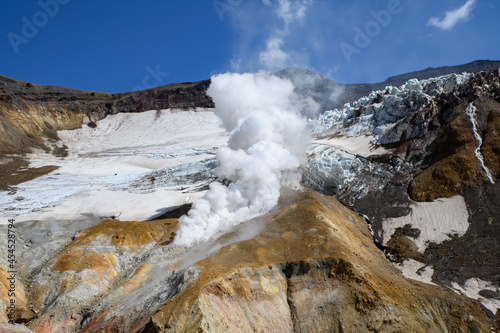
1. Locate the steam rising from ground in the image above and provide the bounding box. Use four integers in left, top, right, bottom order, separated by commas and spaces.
174, 72, 310, 246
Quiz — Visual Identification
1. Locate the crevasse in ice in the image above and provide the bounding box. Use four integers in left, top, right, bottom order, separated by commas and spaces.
308, 72, 472, 144
304, 72, 474, 200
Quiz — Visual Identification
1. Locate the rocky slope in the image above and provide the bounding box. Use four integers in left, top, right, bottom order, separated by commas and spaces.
0, 75, 212, 157
0, 190, 495, 332
307, 68, 500, 317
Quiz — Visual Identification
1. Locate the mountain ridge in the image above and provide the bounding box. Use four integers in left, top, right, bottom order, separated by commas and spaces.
1, 60, 499, 157
383, 60, 500, 85
275, 59, 500, 110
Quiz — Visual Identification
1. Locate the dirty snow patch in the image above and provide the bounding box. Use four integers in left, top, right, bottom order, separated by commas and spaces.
314, 135, 393, 158
452, 278, 500, 314
394, 259, 435, 285
383, 195, 469, 252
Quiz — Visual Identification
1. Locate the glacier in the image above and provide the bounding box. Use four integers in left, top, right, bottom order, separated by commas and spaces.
0, 109, 227, 222
308, 72, 473, 145
305, 72, 477, 203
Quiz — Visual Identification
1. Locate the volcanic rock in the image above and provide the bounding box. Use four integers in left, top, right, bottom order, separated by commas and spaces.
1, 191, 496, 332
307, 68, 500, 317
2, 61, 500, 332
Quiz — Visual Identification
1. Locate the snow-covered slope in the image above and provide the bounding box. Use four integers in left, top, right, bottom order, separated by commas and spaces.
0, 109, 227, 222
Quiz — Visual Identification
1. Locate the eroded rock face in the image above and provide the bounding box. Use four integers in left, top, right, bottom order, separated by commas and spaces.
408, 97, 500, 201
0, 323, 34, 332
2, 218, 200, 332
26, 219, 190, 333
0, 191, 495, 332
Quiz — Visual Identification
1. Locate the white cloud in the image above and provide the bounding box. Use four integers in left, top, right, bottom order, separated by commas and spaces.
275, 0, 314, 29
258, 0, 314, 70
259, 38, 290, 70
428, 0, 477, 30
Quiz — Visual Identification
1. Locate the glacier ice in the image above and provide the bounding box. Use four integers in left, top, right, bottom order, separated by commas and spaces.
465, 103, 495, 184
303, 144, 394, 204
304, 72, 476, 204
308, 72, 472, 145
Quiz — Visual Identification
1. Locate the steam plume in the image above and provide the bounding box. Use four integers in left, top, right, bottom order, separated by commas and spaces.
174, 72, 310, 246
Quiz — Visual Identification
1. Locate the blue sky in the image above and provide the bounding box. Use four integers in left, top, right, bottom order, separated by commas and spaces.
1, 0, 498, 92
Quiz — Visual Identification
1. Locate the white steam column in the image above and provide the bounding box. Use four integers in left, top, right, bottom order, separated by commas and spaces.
174, 72, 311, 246
465, 103, 495, 184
